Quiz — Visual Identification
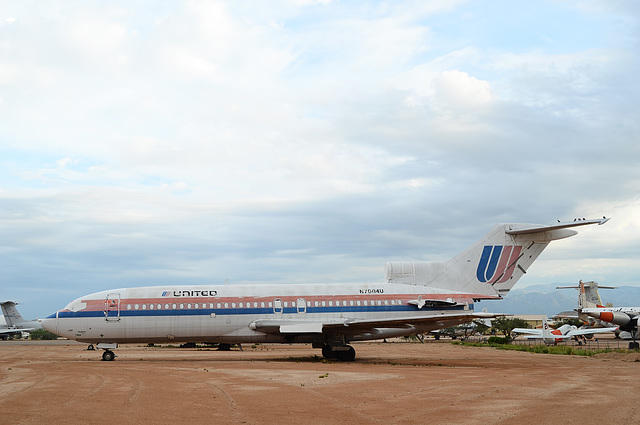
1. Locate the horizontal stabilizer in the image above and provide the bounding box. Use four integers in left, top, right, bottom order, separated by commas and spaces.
506, 218, 609, 235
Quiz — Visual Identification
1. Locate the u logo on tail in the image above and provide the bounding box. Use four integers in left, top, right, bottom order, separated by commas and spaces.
476, 245, 522, 284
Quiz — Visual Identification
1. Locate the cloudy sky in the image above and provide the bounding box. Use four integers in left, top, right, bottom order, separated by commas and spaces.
1, 1, 639, 319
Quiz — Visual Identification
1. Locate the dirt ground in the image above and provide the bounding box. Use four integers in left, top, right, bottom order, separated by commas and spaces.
1, 340, 639, 425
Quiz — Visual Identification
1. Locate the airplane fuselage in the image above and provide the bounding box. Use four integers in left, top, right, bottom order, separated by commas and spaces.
43, 282, 488, 345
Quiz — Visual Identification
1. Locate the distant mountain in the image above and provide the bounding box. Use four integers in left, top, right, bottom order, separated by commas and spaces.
474, 284, 640, 317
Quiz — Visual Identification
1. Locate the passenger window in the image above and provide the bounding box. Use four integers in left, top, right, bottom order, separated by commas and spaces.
164, 304, 169, 309
268, 302, 273, 308
187, 303, 192, 309
284, 301, 288, 307
349, 300, 354, 306
134, 304, 139, 310
180, 304, 184, 309
254, 302, 258, 308
239, 302, 243, 308
224, 303, 229, 308
231, 303, 236, 308
127, 304, 132, 310
172, 304, 177, 309
194, 303, 199, 309
322, 301, 326, 307
307, 301, 311, 307
328, 301, 333, 306
210, 303, 214, 308
261, 302, 265, 308
142, 304, 147, 310
363, 300, 368, 306
356, 300, 361, 306
217, 303, 222, 308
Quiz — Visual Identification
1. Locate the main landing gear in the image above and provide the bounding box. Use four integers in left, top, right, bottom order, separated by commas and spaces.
321, 344, 356, 362
102, 350, 116, 361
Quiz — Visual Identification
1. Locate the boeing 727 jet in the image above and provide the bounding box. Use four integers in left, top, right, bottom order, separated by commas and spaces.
41, 218, 609, 361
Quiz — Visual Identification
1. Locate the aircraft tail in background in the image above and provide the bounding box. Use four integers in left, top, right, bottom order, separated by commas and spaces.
0, 301, 42, 330
386, 218, 610, 299
557, 280, 617, 324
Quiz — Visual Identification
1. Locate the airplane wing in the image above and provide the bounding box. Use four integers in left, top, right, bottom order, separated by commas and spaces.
511, 328, 542, 336
0, 327, 36, 334
250, 312, 499, 336
565, 327, 618, 337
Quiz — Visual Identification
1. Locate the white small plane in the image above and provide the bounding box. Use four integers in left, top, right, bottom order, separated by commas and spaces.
512, 316, 617, 345
0, 301, 42, 339
40, 218, 609, 361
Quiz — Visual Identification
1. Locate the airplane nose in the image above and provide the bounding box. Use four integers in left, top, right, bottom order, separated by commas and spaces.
41, 312, 59, 336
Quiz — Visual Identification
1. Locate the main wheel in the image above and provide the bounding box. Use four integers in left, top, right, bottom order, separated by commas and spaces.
87, 344, 95, 351
342, 345, 356, 362
217, 343, 231, 351
102, 350, 115, 361
335, 346, 356, 362
321, 345, 333, 358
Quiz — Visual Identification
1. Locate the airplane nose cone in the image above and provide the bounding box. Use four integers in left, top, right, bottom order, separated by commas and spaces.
40, 312, 58, 335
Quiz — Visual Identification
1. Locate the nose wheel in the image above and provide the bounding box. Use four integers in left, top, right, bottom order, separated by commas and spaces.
96, 343, 118, 361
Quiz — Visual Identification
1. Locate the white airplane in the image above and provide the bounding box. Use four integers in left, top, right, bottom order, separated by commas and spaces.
512, 316, 617, 345
0, 301, 42, 339
40, 218, 609, 361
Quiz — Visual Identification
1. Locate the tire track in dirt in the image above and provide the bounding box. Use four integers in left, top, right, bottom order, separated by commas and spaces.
204, 380, 243, 424
299, 385, 387, 424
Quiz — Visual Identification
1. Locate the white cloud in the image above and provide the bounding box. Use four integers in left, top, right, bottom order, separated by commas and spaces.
1, 1, 639, 319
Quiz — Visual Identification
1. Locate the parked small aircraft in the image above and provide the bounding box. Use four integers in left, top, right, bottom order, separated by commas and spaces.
41, 218, 609, 361
512, 316, 617, 345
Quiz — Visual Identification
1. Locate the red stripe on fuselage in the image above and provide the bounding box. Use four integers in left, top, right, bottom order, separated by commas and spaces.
66, 293, 489, 312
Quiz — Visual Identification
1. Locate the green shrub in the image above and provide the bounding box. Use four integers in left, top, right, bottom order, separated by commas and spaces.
29, 329, 59, 340
487, 336, 511, 344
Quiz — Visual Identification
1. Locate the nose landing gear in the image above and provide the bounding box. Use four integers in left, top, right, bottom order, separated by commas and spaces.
102, 350, 116, 361
95, 343, 118, 361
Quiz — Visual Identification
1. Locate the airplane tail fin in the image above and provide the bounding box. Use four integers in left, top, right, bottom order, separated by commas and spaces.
541, 316, 555, 345
556, 280, 616, 323
386, 218, 609, 298
1, 301, 25, 327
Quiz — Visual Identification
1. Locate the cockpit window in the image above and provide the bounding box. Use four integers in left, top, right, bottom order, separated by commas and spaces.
65, 300, 87, 312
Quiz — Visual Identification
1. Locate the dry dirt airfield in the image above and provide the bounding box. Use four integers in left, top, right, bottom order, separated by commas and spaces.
1, 339, 639, 425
